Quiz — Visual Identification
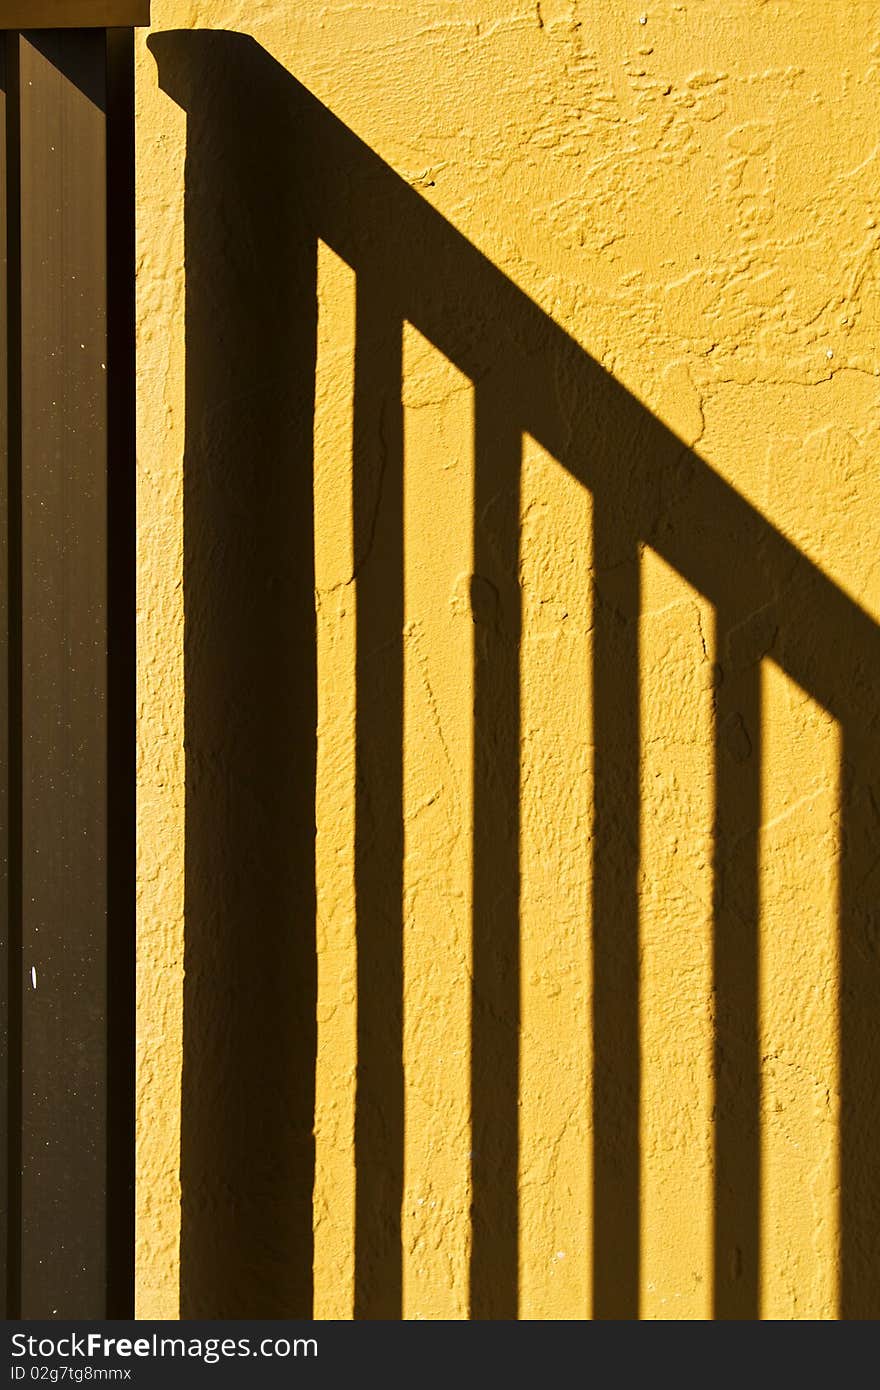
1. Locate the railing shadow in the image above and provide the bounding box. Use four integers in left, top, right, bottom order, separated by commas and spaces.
150, 29, 880, 1320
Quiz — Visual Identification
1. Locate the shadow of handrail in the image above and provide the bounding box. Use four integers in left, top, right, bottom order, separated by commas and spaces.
150, 29, 880, 1320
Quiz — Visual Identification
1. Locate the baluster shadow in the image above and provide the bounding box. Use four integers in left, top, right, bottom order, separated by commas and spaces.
151, 29, 880, 1320
161, 43, 318, 1318
351, 280, 404, 1319
470, 379, 521, 1318
590, 518, 641, 1318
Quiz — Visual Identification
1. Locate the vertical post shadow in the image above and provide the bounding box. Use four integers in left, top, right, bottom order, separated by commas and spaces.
839, 736, 880, 1318
469, 379, 521, 1319
172, 45, 317, 1317
352, 282, 404, 1320
712, 614, 761, 1318
590, 515, 640, 1319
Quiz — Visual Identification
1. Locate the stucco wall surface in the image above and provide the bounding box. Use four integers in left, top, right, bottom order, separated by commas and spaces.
135, 0, 880, 1319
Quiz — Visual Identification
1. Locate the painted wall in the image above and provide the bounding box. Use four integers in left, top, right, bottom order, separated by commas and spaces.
135, 0, 880, 1319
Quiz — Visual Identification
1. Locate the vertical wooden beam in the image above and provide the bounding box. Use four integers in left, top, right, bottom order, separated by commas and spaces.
18, 26, 109, 1318
2, 27, 23, 1322
0, 24, 136, 1318
0, 31, 9, 1320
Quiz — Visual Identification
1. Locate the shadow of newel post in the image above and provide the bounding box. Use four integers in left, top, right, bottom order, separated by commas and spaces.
0, 0, 147, 1319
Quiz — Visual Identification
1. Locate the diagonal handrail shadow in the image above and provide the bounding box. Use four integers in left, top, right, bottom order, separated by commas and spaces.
150, 30, 880, 1320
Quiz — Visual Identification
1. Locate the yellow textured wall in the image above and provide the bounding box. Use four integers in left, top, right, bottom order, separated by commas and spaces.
135, 0, 880, 1319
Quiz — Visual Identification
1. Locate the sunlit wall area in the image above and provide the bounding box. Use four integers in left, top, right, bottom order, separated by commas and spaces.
135, 1, 879, 1318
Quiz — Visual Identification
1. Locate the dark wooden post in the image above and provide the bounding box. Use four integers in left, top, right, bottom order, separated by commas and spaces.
0, 1, 148, 1318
